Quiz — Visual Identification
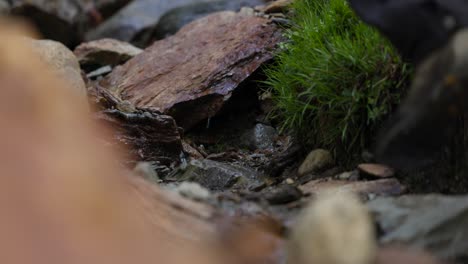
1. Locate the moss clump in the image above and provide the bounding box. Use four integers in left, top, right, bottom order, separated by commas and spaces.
264, 0, 410, 163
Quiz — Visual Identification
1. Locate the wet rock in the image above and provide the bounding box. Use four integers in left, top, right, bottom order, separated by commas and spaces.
91, 84, 183, 171
133, 162, 160, 182
74, 38, 142, 71
85, 0, 217, 45
368, 195, 468, 260
29, 39, 88, 109
288, 192, 376, 264
358, 163, 395, 179
174, 181, 212, 201
152, 0, 266, 40
10, 0, 87, 46
173, 159, 264, 192
300, 178, 406, 199
297, 149, 334, 177
263, 184, 302, 205
102, 11, 283, 130
240, 123, 278, 150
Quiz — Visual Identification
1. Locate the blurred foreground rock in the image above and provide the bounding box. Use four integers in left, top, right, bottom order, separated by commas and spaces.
102, 11, 283, 130
369, 195, 468, 261
288, 192, 376, 264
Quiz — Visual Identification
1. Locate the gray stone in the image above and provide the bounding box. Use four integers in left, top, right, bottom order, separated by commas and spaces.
0, 0, 10, 14
241, 123, 278, 150
174, 159, 264, 192
174, 181, 211, 201
298, 149, 334, 176
85, 0, 218, 45
368, 195, 468, 260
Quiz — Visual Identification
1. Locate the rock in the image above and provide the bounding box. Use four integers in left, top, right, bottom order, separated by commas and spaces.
151, 0, 266, 40
288, 192, 376, 264
263, 184, 302, 205
368, 195, 468, 260
300, 178, 406, 199
258, 0, 292, 14
90, 84, 183, 173
174, 181, 211, 201
297, 149, 334, 177
337, 170, 359, 180
74, 38, 142, 71
10, 0, 88, 46
173, 159, 264, 192
358, 163, 395, 178
85, 0, 218, 45
102, 11, 283, 130
376, 247, 443, 264
29, 39, 88, 109
133, 162, 160, 182
240, 123, 278, 150
93, 0, 133, 19
0, 0, 9, 13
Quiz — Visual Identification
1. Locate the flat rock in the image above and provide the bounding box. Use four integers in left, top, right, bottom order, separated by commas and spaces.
297, 149, 334, 177
102, 11, 283, 130
74, 38, 142, 70
29, 39, 88, 109
258, 0, 292, 14
368, 195, 468, 260
358, 163, 395, 178
300, 178, 406, 199
85, 0, 217, 44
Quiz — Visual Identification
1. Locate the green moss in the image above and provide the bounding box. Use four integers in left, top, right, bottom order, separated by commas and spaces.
264, 0, 411, 163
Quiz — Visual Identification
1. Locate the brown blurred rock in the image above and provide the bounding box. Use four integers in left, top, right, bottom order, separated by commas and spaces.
74, 38, 142, 70
102, 11, 283, 130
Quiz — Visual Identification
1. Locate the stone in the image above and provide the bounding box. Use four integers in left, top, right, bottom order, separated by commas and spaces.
240, 123, 278, 150
288, 192, 376, 264
29, 39, 89, 109
368, 195, 468, 260
74, 38, 142, 70
376, 247, 442, 264
101, 11, 283, 130
300, 178, 405, 199
85, 0, 218, 45
10, 0, 88, 46
90, 84, 183, 173
150, 0, 266, 40
133, 162, 160, 182
174, 181, 211, 201
258, 0, 292, 14
0, 0, 9, 13
358, 163, 395, 178
263, 184, 302, 205
173, 159, 264, 192
297, 149, 334, 176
